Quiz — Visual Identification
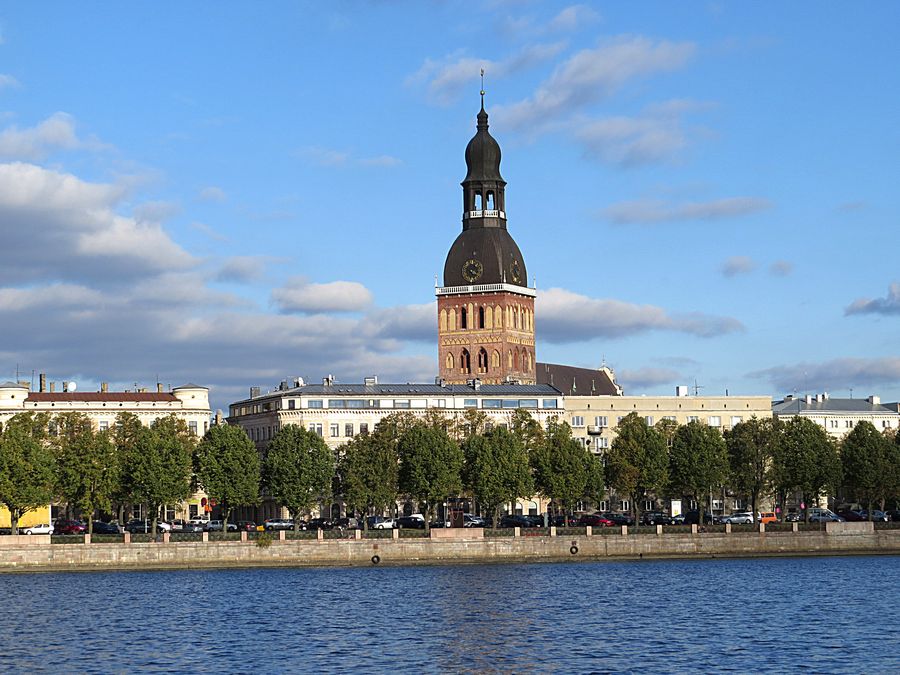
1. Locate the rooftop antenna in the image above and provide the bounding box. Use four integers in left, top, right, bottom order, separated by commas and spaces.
849, 387, 853, 399
692, 379, 704, 396
434, 274, 438, 288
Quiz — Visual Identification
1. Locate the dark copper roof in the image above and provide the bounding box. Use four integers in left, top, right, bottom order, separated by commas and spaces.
443, 226, 526, 287
26, 392, 179, 403
536, 363, 621, 396
463, 103, 504, 184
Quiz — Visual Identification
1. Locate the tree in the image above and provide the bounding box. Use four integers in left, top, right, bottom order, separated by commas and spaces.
54, 412, 120, 535
0, 412, 55, 533
669, 420, 729, 522
455, 408, 488, 441
607, 412, 668, 526
398, 422, 463, 532
339, 430, 398, 530
195, 424, 260, 531
112, 412, 145, 524
841, 421, 897, 518
462, 427, 533, 530
726, 417, 781, 520
583, 451, 606, 512
265, 425, 334, 532
531, 419, 590, 524
510, 409, 545, 452
127, 415, 195, 534
773, 417, 841, 521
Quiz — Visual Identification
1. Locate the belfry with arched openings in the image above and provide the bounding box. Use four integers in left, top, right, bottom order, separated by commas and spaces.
436, 96, 536, 385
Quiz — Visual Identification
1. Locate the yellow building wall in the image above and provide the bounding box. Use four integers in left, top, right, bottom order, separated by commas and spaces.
0, 504, 52, 528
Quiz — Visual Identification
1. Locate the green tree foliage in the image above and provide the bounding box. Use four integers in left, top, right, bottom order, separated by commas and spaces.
398, 422, 463, 532
841, 421, 898, 517
726, 417, 781, 519
112, 412, 145, 523
54, 412, 120, 535
510, 409, 545, 452
339, 429, 399, 530
607, 412, 668, 525
128, 415, 195, 533
773, 417, 841, 521
265, 425, 334, 532
583, 451, 606, 511
669, 420, 729, 520
195, 424, 260, 531
0, 412, 55, 533
462, 427, 533, 530
531, 419, 590, 524
455, 408, 488, 441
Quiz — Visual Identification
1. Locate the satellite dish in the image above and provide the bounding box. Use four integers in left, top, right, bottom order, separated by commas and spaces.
68, 381, 77, 392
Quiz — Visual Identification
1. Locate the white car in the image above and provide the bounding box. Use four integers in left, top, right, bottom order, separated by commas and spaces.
373, 518, 396, 530
723, 512, 754, 524
20, 523, 54, 535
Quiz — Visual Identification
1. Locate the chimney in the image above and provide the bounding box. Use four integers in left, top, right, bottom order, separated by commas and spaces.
63, 381, 69, 393
323, 374, 335, 386
364, 376, 378, 387
250, 386, 260, 398
868, 395, 880, 405
676, 385, 688, 397
157, 383, 163, 393
39, 373, 47, 393
49, 382, 56, 393
101, 382, 109, 393
804, 395, 812, 404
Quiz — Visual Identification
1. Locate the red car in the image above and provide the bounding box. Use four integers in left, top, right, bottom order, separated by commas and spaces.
578, 513, 615, 527
54, 519, 87, 535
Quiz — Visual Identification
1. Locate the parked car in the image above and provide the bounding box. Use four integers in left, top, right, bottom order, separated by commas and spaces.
463, 514, 485, 528
307, 518, 333, 530
857, 510, 889, 522
837, 509, 866, 522
124, 519, 169, 534
263, 518, 296, 531
499, 515, 537, 529
578, 513, 614, 528
373, 518, 397, 530
91, 521, 123, 535
671, 514, 686, 525
758, 512, 779, 524
601, 512, 634, 527
809, 513, 845, 523
19, 523, 53, 535
234, 521, 257, 531
641, 511, 675, 526
205, 520, 238, 532
396, 515, 426, 529
785, 512, 802, 522
366, 516, 387, 530
179, 521, 205, 533
189, 516, 210, 526
723, 512, 754, 525
334, 517, 361, 530
682, 511, 714, 525
54, 519, 87, 535
887, 510, 900, 522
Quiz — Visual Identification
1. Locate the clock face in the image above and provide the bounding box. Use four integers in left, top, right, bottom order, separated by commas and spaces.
510, 259, 522, 283
462, 258, 483, 283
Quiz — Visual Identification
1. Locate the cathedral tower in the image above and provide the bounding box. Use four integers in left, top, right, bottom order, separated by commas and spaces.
436, 97, 536, 384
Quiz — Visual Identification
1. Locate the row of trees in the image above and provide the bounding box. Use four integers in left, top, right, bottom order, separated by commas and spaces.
608, 412, 900, 524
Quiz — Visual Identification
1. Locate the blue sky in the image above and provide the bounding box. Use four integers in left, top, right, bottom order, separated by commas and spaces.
1, 2, 899, 411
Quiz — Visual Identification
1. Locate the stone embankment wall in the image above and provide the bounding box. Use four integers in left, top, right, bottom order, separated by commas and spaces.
1, 523, 897, 573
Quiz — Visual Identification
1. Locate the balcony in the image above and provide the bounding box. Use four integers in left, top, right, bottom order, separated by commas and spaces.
587, 425, 605, 435
465, 209, 505, 219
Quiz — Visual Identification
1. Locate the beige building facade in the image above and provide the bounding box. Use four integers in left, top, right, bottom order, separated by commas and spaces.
772, 393, 899, 439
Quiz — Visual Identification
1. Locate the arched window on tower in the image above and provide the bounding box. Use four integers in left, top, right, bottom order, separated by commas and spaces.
449, 308, 457, 331
461, 307, 467, 329
485, 305, 493, 329
446, 352, 455, 370
478, 306, 485, 329
461, 349, 471, 374
486, 191, 495, 209
507, 349, 513, 369
473, 192, 483, 210
439, 309, 447, 333
521, 350, 527, 371
492, 350, 501, 369
478, 348, 488, 373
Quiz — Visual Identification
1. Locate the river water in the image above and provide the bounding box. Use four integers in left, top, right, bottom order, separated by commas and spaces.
1, 555, 898, 673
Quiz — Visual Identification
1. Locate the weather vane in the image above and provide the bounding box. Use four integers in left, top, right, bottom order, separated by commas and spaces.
480, 68, 485, 106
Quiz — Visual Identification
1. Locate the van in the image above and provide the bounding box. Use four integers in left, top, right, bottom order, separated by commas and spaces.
758, 512, 778, 524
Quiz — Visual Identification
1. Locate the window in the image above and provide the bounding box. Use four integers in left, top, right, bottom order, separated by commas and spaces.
616, 416, 624, 424
330, 423, 340, 437
730, 416, 742, 426
461, 349, 471, 374
620, 500, 630, 512
310, 423, 323, 437
542, 399, 558, 409
663, 415, 676, 422
189, 421, 198, 436
571, 416, 585, 427
288, 400, 295, 410
329, 400, 346, 408
394, 400, 410, 409
597, 501, 608, 512
845, 420, 854, 428
99, 421, 109, 431
483, 399, 502, 409
432, 399, 446, 408
687, 416, 699, 423
518, 399, 538, 409
345, 423, 354, 437
359, 423, 369, 435
708, 416, 721, 427
307, 400, 323, 409
645, 416, 654, 426
594, 416, 608, 427
464, 399, 478, 408
829, 419, 839, 428
596, 437, 608, 449
643, 500, 654, 511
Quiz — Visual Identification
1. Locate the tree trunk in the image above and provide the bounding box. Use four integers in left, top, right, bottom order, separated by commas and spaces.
751, 490, 759, 524
222, 505, 230, 534
424, 503, 431, 534
633, 493, 641, 529
10, 508, 19, 535
493, 504, 500, 532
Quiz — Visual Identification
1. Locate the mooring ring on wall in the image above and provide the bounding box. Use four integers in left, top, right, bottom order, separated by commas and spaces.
569, 545, 578, 555
371, 554, 381, 565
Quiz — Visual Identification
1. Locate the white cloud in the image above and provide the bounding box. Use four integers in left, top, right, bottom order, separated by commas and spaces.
272, 278, 373, 313
845, 283, 900, 316
721, 256, 756, 278
493, 36, 696, 131
602, 196, 772, 225
536, 287, 743, 342
133, 200, 181, 224
215, 256, 273, 283
749, 357, 900, 394
575, 113, 686, 166
0, 74, 19, 89
198, 186, 227, 202
769, 260, 793, 277
0, 112, 84, 160
548, 5, 601, 32
408, 42, 567, 105
0, 162, 195, 284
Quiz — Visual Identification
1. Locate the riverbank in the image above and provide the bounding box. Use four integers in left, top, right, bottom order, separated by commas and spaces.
1, 522, 899, 573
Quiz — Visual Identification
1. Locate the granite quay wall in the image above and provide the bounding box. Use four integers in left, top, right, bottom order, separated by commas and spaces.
1, 523, 899, 573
